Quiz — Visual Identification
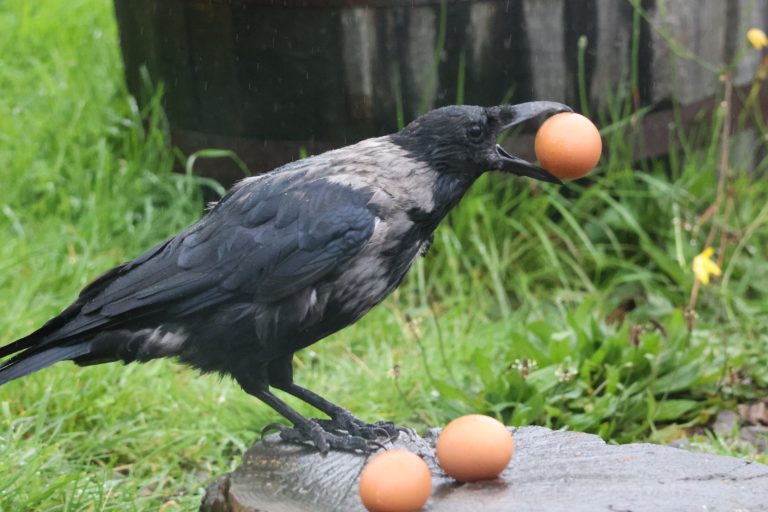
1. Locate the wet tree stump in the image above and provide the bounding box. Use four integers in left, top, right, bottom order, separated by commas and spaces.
200, 426, 768, 512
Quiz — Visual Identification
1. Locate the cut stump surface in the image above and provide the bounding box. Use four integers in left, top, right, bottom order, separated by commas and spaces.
201, 426, 768, 512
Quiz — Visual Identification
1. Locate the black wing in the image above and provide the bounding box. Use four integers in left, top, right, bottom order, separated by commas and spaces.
5, 173, 376, 351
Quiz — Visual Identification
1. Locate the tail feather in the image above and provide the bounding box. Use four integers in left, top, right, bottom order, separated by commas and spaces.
0, 303, 83, 359
0, 343, 91, 386
0, 331, 44, 359
0, 262, 131, 360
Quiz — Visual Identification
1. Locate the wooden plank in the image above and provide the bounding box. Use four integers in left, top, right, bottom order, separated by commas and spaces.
199, 0, 472, 6
459, 1, 532, 106
113, 0, 162, 103
650, 0, 728, 104
229, 8, 348, 140
733, 0, 768, 86
634, 80, 768, 160
402, 5, 439, 114
153, 0, 199, 130
591, 0, 633, 110
340, 8, 377, 123
184, 1, 243, 135
523, 0, 567, 102
467, 2, 495, 71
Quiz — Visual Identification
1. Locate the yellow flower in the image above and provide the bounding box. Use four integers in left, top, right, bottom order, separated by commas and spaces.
692, 247, 722, 285
747, 28, 768, 50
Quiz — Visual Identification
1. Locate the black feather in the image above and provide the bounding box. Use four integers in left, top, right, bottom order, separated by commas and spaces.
0, 343, 90, 385
0, 102, 571, 451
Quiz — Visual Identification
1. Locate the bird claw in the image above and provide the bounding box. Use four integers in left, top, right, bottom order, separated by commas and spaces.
391, 423, 418, 439
261, 422, 290, 437
262, 415, 406, 453
375, 420, 415, 440
318, 413, 405, 443
262, 419, 385, 453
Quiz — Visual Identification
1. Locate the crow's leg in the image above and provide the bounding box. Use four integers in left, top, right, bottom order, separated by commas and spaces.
275, 382, 401, 440
235, 370, 377, 453
267, 355, 402, 441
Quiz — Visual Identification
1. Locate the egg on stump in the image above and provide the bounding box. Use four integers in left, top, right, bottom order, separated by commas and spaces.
358, 449, 432, 512
435, 414, 515, 482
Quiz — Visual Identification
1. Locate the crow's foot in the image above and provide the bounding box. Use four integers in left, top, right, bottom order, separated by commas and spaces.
313, 412, 409, 442
262, 421, 383, 454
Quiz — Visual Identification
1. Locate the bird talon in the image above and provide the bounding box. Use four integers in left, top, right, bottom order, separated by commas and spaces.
370, 426, 394, 439
397, 425, 418, 439
261, 422, 289, 437
258, 417, 406, 452
312, 418, 346, 435
269, 419, 387, 453
367, 439, 388, 451
370, 420, 406, 441
322, 414, 406, 442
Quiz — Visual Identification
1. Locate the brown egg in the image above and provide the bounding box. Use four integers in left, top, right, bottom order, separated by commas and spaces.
435, 414, 514, 482
534, 112, 602, 180
359, 449, 432, 512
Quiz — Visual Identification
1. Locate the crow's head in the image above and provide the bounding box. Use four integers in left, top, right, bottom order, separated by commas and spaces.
392, 102, 572, 183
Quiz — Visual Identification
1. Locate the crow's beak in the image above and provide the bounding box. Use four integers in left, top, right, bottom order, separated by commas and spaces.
492, 101, 573, 184
496, 144, 562, 184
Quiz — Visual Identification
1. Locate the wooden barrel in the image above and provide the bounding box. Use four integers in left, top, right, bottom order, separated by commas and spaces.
113, 0, 768, 186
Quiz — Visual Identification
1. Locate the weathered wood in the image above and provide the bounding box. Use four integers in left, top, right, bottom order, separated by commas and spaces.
524, 0, 568, 102
733, 0, 768, 86
114, 0, 768, 187
650, 0, 727, 105
340, 8, 377, 123
634, 79, 768, 161
185, 1, 244, 135
591, 0, 633, 110
200, 426, 768, 512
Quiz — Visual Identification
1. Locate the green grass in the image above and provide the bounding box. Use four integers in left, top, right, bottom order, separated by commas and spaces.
1, 0, 768, 510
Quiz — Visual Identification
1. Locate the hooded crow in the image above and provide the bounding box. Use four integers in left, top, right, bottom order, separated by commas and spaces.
0, 101, 570, 452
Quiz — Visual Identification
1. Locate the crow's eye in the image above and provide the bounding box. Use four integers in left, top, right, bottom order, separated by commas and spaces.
467, 124, 483, 140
